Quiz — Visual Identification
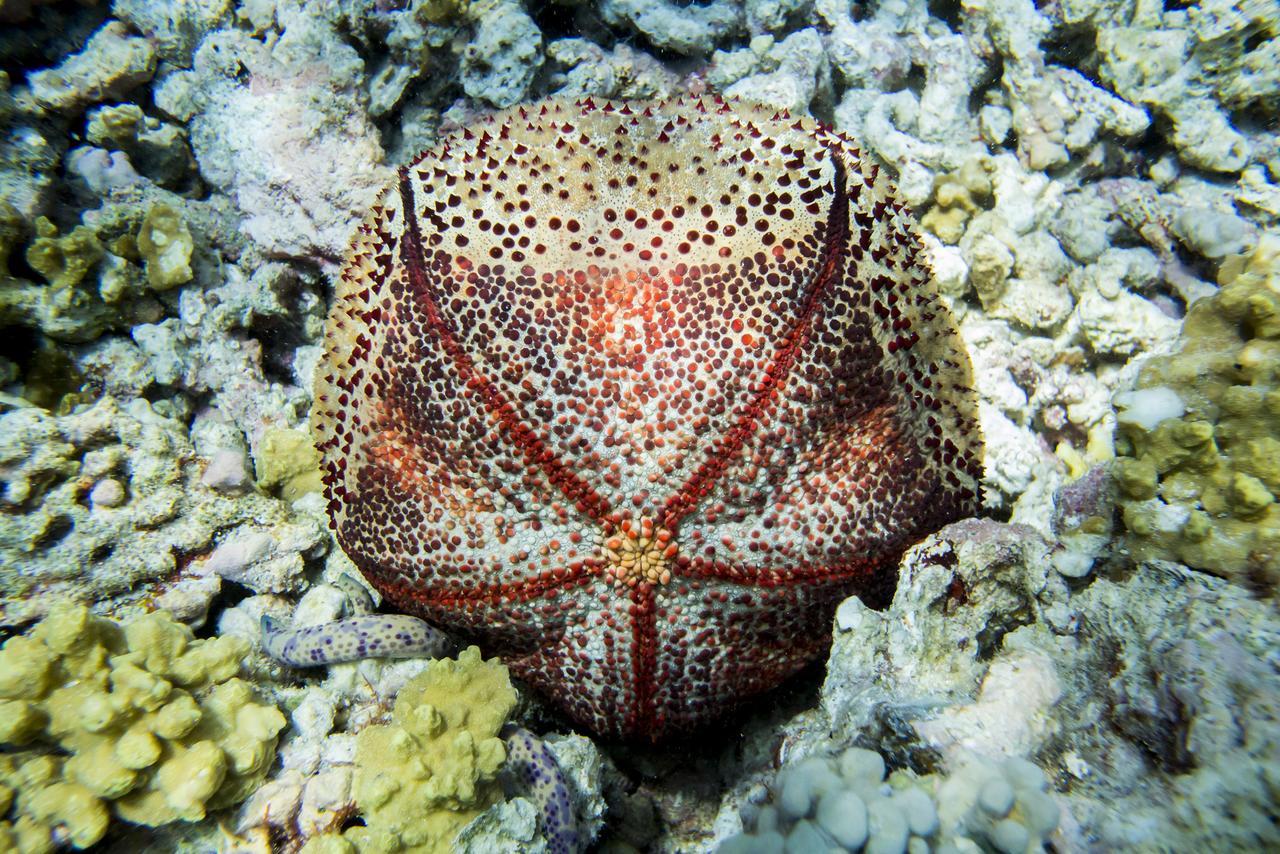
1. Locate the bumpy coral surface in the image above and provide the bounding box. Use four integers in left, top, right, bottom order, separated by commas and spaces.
313, 95, 983, 740
0, 604, 285, 852
301, 645, 517, 854
1114, 233, 1280, 587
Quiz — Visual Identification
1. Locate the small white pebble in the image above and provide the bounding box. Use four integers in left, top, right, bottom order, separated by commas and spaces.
785, 819, 830, 854
866, 799, 909, 854
989, 818, 1030, 854
893, 787, 938, 837
1112, 387, 1184, 432
756, 804, 780, 835
290, 689, 336, 740
89, 478, 126, 508
815, 789, 868, 849
202, 531, 273, 581
1052, 548, 1096, 578
838, 748, 886, 785
978, 778, 1015, 818
202, 448, 252, 491
1002, 757, 1047, 791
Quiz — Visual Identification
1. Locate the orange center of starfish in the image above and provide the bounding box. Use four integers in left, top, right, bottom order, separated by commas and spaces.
601, 517, 678, 588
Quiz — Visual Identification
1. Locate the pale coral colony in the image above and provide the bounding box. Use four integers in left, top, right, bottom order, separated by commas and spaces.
0, 1, 1278, 853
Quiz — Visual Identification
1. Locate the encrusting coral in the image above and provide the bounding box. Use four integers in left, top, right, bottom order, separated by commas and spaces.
0, 604, 286, 852
299, 645, 517, 853
1114, 233, 1280, 588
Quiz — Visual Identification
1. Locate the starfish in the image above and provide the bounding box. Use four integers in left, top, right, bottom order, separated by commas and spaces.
313, 95, 983, 741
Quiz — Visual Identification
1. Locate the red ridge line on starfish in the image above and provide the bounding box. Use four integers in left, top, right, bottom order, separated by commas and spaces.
674, 554, 882, 586
631, 155, 851, 732
658, 153, 851, 532
396, 170, 615, 529
393, 152, 854, 736
370, 561, 599, 610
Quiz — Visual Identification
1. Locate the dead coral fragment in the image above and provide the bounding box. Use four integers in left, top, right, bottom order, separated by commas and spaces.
24, 218, 103, 291
136, 204, 194, 290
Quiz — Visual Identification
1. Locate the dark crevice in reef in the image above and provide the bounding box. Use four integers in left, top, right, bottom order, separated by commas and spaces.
192, 579, 257, 639
529, 0, 616, 49
0, 2, 107, 84
1042, 22, 1102, 77
927, 0, 963, 32
966, 53, 1005, 123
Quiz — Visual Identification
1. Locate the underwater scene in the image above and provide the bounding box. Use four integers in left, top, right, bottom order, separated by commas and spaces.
0, 0, 1277, 851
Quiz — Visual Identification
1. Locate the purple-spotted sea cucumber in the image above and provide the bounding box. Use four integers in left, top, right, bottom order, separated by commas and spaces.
503, 727, 581, 854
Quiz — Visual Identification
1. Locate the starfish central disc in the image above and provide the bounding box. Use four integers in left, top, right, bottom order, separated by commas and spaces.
601, 517, 678, 588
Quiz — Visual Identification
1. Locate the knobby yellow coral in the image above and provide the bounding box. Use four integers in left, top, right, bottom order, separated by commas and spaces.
0, 604, 285, 853
301, 646, 517, 853
1114, 233, 1280, 586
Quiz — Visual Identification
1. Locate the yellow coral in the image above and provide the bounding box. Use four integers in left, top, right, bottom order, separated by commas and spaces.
0, 605, 286, 851
920, 159, 993, 245
305, 646, 516, 854
1114, 232, 1280, 586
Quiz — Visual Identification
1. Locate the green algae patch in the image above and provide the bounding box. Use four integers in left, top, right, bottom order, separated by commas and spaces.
0, 605, 286, 852
301, 646, 517, 854
2, 211, 163, 344
1114, 233, 1280, 587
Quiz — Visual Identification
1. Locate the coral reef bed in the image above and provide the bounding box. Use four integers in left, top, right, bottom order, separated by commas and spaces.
0, 0, 1276, 851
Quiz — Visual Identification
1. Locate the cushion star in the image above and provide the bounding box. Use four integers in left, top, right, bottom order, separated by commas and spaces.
313, 95, 983, 741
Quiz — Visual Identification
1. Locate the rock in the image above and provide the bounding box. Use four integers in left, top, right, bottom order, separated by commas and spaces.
460, 1, 543, 108
600, 0, 742, 55
176, 15, 391, 264
27, 21, 156, 115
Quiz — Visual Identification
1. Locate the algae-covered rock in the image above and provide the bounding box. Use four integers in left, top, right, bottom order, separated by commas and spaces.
26, 21, 156, 116
0, 397, 324, 627
24, 217, 103, 291
86, 104, 195, 188
136, 204, 193, 289
0, 604, 286, 851
3, 213, 165, 344
1114, 233, 1280, 587
302, 646, 517, 853
254, 426, 324, 503
921, 159, 994, 246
